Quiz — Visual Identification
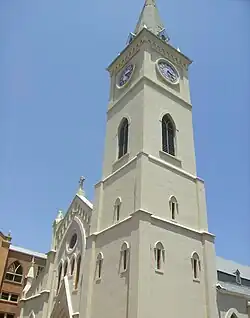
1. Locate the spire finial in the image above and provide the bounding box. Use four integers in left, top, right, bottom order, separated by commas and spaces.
133, 0, 169, 42
77, 176, 85, 196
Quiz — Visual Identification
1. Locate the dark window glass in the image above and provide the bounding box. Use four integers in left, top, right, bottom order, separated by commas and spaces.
123, 250, 127, 271
118, 119, 129, 159
171, 202, 175, 219
116, 204, 120, 221
1, 292, 9, 300
69, 234, 77, 249
193, 259, 198, 279
98, 260, 102, 279
156, 249, 161, 270
10, 294, 18, 302
7, 315, 15, 318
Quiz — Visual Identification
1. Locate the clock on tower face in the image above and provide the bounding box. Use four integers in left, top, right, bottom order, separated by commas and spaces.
117, 64, 135, 88
156, 59, 180, 85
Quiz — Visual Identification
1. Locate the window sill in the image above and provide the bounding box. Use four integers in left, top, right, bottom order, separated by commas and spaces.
193, 278, 200, 283
155, 269, 164, 275
0, 299, 18, 305
112, 152, 130, 172
159, 150, 182, 168
4, 279, 22, 286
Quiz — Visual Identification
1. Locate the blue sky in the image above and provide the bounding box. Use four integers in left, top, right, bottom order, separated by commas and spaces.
0, 0, 249, 265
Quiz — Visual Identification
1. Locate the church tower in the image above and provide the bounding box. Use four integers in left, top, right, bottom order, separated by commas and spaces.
83, 1, 219, 318
19, 1, 220, 318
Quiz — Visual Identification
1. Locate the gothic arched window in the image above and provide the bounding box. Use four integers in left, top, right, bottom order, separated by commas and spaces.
118, 118, 129, 159
169, 196, 178, 220
75, 255, 81, 289
154, 242, 165, 271
121, 242, 129, 272
5, 261, 23, 283
162, 114, 175, 156
191, 252, 201, 280
114, 197, 122, 223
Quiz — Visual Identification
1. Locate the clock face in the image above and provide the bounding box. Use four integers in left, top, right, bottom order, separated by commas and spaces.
118, 64, 135, 88
157, 59, 179, 84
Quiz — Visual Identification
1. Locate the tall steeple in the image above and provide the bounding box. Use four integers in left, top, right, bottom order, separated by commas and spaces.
134, 0, 169, 41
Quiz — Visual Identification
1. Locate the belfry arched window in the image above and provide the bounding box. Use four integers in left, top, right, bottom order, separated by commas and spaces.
118, 118, 129, 159
162, 114, 175, 156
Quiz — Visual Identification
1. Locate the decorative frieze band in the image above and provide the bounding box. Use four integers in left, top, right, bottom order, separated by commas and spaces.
109, 35, 188, 76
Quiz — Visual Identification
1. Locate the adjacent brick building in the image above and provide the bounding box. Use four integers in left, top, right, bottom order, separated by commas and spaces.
0, 232, 46, 318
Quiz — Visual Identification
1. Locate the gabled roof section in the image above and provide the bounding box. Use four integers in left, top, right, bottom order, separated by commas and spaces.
134, 0, 167, 39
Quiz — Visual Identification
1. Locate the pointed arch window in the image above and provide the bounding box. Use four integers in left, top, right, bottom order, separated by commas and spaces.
57, 263, 62, 293
5, 261, 23, 283
169, 196, 178, 220
96, 252, 104, 280
154, 242, 165, 271
191, 252, 201, 280
121, 242, 130, 272
162, 114, 175, 156
75, 255, 81, 289
118, 118, 129, 159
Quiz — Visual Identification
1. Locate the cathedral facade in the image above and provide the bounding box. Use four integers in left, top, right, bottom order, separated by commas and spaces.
20, 1, 250, 317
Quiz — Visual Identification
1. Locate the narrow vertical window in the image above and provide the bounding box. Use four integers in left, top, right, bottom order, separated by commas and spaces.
191, 252, 200, 281
118, 118, 129, 159
162, 114, 175, 156
114, 197, 122, 223
75, 256, 81, 289
169, 196, 178, 220
154, 242, 165, 272
64, 260, 68, 276
96, 253, 104, 280
57, 263, 62, 293
70, 257, 75, 276
121, 242, 129, 272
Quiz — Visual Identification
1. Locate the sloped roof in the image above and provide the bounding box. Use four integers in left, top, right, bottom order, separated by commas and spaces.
10, 245, 47, 259
216, 256, 250, 280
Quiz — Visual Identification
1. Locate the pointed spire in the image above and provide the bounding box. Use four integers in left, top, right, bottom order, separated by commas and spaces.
134, 0, 169, 41
77, 176, 85, 197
